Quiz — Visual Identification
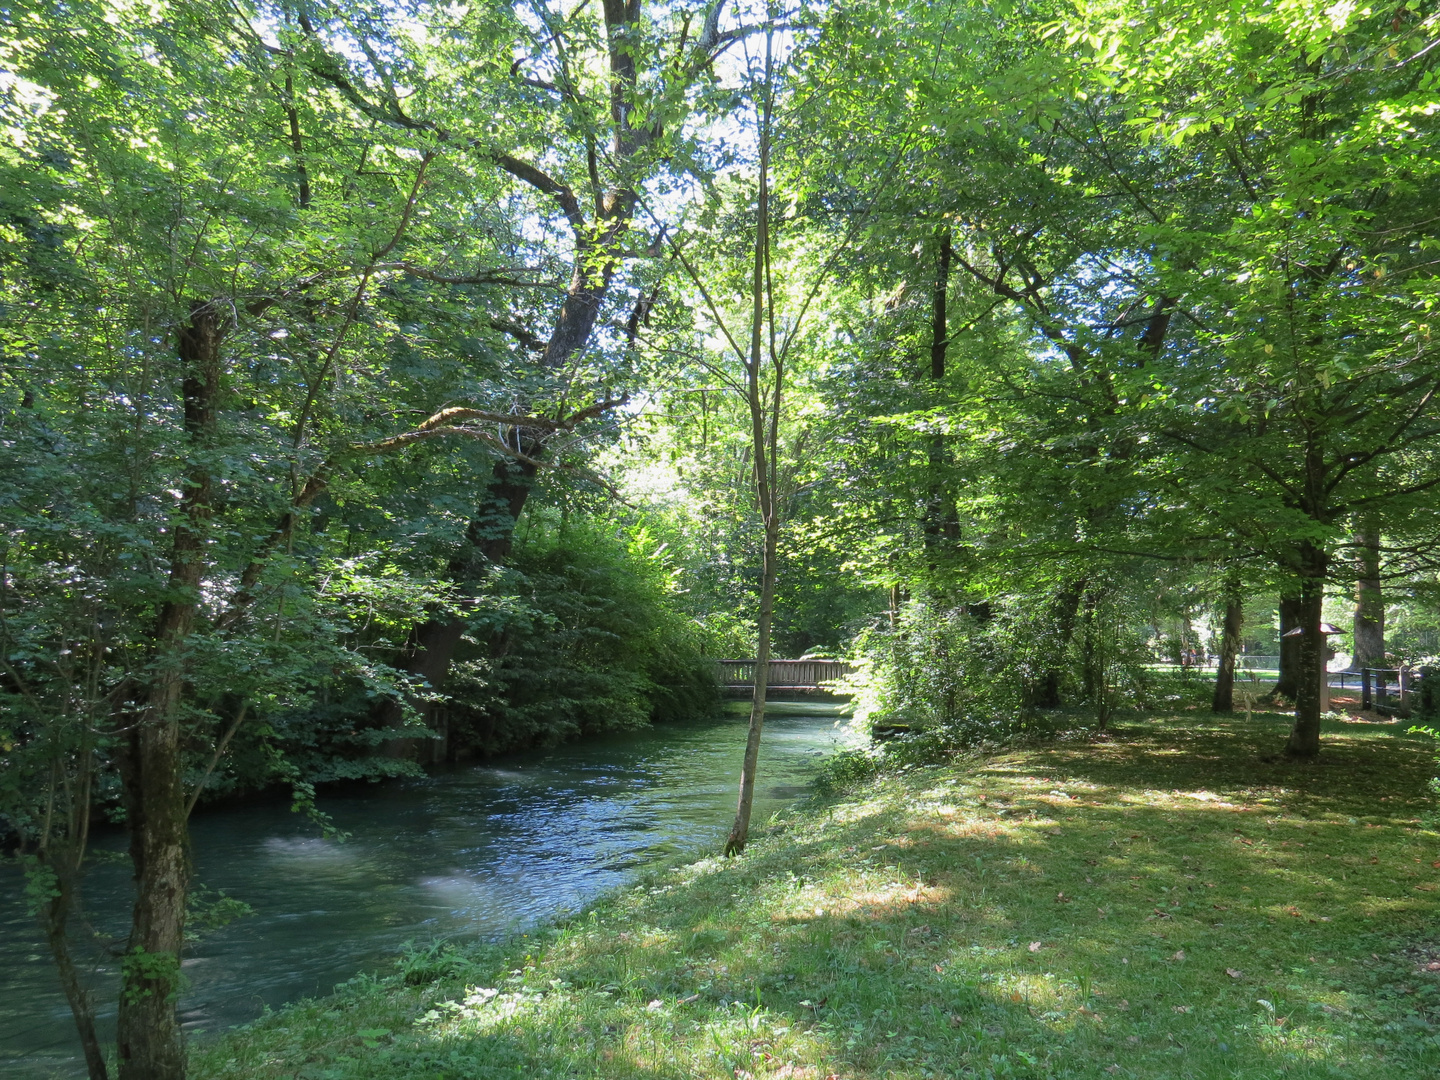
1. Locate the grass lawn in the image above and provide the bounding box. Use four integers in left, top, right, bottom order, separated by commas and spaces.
196, 712, 1440, 1080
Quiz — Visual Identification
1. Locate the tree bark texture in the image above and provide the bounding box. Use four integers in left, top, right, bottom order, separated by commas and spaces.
1284, 544, 1329, 759
1211, 586, 1243, 713
116, 300, 226, 1080
1353, 521, 1385, 668
1276, 593, 1302, 700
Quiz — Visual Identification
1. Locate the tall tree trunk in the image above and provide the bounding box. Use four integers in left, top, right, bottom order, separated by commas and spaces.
923, 227, 955, 568
1353, 521, 1384, 668
373, 2, 654, 738
116, 300, 225, 1080
1211, 582, 1244, 713
1284, 543, 1329, 759
1276, 593, 1302, 699
724, 32, 776, 858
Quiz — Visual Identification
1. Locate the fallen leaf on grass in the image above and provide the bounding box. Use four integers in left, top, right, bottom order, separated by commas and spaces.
1171, 950, 1186, 961
1028, 941, 1042, 952
772, 1067, 818, 1080
1173, 1005, 1191, 1014
1055, 891, 1071, 903
1226, 968, 1244, 979
1105, 1065, 1122, 1074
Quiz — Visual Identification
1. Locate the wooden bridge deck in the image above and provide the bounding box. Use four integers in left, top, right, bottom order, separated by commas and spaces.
715, 659, 856, 691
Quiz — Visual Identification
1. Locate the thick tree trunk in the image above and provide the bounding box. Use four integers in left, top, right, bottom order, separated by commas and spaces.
1211, 585, 1243, 713
1284, 544, 1329, 759
371, 0, 659, 740
116, 300, 225, 1080
377, 456, 538, 757
1276, 593, 1302, 699
1353, 522, 1384, 668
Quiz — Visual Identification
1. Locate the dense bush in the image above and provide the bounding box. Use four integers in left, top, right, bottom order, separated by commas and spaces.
441, 520, 721, 756
849, 583, 1156, 746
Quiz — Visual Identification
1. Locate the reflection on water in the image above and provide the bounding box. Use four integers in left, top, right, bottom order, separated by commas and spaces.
0, 707, 854, 1077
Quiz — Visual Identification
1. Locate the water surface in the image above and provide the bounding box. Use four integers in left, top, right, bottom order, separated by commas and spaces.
0, 706, 853, 1077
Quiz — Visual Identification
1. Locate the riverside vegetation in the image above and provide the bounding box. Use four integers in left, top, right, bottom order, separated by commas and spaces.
7, 0, 1440, 1077
193, 711, 1440, 1080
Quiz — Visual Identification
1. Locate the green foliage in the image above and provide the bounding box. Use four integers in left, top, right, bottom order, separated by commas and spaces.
441, 519, 721, 756
185, 885, 256, 940
850, 579, 1156, 744
120, 946, 183, 1005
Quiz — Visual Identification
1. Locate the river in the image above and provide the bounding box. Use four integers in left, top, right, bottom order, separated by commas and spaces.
0, 704, 854, 1078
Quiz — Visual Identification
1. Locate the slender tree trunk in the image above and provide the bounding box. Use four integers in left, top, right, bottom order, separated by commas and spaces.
923, 227, 955, 568
116, 300, 225, 1080
39, 852, 108, 1080
724, 33, 776, 858
1211, 583, 1243, 713
1353, 521, 1384, 668
1284, 543, 1329, 759
1276, 593, 1302, 699
725, 514, 778, 856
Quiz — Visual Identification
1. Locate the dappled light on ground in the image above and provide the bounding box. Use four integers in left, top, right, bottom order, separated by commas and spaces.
198, 715, 1440, 1080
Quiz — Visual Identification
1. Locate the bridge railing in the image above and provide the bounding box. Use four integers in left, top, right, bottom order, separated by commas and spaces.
715, 659, 856, 689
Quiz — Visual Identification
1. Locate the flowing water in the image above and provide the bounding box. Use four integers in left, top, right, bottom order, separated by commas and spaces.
0, 704, 855, 1078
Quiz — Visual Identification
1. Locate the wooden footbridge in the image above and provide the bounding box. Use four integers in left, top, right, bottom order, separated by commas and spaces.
715, 659, 856, 693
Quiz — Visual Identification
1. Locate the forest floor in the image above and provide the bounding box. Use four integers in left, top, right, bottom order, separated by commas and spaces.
197, 711, 1440, 1080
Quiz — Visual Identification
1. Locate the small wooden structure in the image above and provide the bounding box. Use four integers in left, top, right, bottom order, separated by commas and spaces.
715, 659, 856, 692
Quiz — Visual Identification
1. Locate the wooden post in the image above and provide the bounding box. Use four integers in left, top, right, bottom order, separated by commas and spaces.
1361, 667, 1371, 711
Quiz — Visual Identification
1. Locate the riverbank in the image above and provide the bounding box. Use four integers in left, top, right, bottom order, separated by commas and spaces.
196, 712, 1440, 1080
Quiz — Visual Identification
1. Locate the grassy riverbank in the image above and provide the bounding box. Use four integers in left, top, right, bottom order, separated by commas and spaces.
197, 712, 1440, 1080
